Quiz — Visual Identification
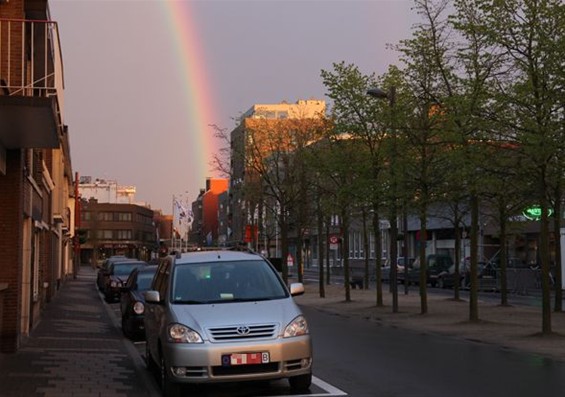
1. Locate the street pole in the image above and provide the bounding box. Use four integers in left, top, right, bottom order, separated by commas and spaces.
367, 86, 399, 313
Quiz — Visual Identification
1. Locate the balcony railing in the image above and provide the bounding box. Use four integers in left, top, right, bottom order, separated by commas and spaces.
0, 18, 64, 105
0, 18, 65, 150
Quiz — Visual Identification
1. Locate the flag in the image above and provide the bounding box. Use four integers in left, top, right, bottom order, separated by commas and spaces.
174, 198, 194, 222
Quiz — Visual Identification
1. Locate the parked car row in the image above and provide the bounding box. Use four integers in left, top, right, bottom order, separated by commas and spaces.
96, 255, 157, 340
96, 250, 313, 395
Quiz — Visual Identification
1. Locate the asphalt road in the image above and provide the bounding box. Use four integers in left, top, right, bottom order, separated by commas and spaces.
303, 304, 565, 397
106, 283, 565, 397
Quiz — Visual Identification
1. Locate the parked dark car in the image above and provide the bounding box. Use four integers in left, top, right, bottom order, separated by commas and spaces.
436, 260, 495, 289
399, 254, 453, 287
120, 265, 158, 340
96, 255, 132, 291
103, 260, 147, 303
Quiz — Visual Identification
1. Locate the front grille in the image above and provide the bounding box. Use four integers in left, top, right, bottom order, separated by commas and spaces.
208, 324, 277, 341
212, 362, 279, 376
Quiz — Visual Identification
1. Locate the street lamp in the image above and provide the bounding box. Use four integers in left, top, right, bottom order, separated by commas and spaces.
367, 85, 399, 313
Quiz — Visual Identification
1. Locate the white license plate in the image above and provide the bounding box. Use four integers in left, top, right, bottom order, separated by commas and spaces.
222, 352, 270, 366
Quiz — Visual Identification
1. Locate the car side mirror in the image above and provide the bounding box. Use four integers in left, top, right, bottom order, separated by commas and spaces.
144, 290, 161, 303
289, 282, 305, 297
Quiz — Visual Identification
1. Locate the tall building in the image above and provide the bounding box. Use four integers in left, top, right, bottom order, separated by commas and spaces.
229, 99, 326, 252
190, 178, 228, 247
78, 176, 137, 204
0, 2, 74, 352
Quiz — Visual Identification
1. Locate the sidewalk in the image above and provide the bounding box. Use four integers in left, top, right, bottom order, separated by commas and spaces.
0, 265, 160, 397
294, 282, 565, 363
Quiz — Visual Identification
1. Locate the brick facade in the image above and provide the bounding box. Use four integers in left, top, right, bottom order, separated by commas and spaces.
0, 151, 24, 352
0, 0, 73, 353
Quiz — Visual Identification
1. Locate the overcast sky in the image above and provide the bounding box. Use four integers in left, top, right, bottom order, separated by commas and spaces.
49, 0, 417, 212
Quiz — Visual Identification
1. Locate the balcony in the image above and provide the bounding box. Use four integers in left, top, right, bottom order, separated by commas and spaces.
0, 18, 64, 150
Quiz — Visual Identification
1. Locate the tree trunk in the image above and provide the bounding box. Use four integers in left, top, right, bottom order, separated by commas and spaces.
317, 197, 325, 298
419, 208, 428, 315
325, 220, 331, 285
453, 222, 461, 301
362, 209, 370, 290
499, 207, 509, 306
553, 189, 562, 312
342, 210, 351, 302
373, 205, 384, 307
280, 210, 289, 285
540, 197, 552, 334
296, 233, 304, 283
469, 194, 479, 322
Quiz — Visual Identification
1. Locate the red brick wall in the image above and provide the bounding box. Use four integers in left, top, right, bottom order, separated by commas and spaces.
0, 150, 24, 353
0, 0, 26, 89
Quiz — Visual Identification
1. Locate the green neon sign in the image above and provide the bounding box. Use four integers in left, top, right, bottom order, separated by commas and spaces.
522, 205, 554, 221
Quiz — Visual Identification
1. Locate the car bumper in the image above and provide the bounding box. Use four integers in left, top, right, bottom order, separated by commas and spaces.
125, 315, 145, 335
162, 335, 312, 384
105, 287, 121, 302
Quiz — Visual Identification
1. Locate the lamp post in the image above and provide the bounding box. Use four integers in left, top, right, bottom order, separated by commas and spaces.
367, 86, 399, 313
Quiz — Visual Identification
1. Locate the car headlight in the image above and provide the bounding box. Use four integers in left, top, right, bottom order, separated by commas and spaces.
284, 315, 309, 338
110, 281, 117, 287
133, 301, 144, 315
167, 323, 203, 344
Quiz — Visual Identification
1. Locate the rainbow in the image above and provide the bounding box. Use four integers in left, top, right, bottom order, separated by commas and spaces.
159, 1, 218, 183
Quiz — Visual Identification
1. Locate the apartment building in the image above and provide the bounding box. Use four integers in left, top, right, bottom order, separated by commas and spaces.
78, 176, 137, 204
189, 178, 228, 247
78, 199, 157, 266
229, 99, 326, 252
0, 1, 74, 352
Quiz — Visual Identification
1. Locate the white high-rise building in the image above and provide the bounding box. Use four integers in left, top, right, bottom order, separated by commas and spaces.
78, 176, 136, 204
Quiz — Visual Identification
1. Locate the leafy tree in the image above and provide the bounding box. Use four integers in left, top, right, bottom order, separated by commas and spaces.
476, 0, 565, 333
321, 62, 390, 307
243, 115, 326, 283
308, 130, 371, 302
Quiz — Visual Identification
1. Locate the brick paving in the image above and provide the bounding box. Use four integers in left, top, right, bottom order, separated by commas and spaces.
0, 265, 160, 397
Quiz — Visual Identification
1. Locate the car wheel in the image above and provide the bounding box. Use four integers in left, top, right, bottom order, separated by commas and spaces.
289, 373, 312, 392
160, 351, 182, 397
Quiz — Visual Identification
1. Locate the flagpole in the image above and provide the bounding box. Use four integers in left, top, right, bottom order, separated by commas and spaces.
172, 194, 176, 252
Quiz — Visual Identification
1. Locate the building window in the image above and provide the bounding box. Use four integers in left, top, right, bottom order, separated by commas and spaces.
81, 211, 91, 221
117, 230, 132, 240
98, 212, 113, 221
96, 230, 113, 240
117, 212, 132, 222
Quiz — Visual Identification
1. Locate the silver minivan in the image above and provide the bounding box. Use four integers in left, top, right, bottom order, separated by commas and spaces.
144, 250, 312, 396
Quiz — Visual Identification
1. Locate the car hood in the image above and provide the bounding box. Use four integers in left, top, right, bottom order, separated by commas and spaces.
169, 298, 302, 338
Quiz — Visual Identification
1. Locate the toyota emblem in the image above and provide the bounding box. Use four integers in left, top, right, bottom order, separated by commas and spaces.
236, 326, 250, 335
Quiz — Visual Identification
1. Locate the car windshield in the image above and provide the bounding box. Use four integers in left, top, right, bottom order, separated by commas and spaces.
136, 271, 156, 291
113, 263, 143, 276
171, 260, 289, 304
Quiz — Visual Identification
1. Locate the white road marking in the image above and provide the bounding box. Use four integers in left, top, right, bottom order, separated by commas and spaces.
279, 375, 348, 397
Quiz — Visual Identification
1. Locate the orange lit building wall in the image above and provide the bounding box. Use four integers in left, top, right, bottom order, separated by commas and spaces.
202, 178, 228, 244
